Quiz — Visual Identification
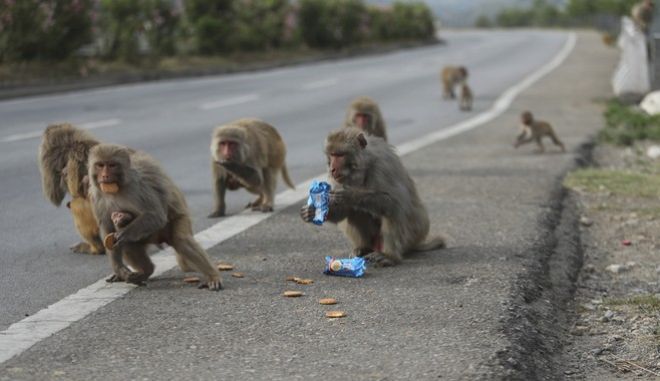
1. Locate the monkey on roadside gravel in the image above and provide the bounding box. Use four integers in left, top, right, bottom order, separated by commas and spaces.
39, 123, 104, 255
459, 83, 473, 112
343, 96, 388, 141
441, 65, 468, 100
300, 128, 446, 267
89, 144, 222, 290
514, 111, 566, 153
209, 118, 295, 218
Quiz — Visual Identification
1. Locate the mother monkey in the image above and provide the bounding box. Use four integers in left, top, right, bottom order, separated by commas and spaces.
88, 144, 222, 290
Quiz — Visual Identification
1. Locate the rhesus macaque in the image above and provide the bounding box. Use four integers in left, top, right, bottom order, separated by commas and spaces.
343, 96, 388, 141
514, 111, 566, 153
300, 128, 446, 267
209, 118, 295, 218
441, 65, 468, 100
39, 123, 104, 254
459, 83, 473, 112
632, 0, 654, 34
89, 144, 222, 290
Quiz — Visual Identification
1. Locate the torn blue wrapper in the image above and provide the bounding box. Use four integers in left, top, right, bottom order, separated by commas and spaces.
324, 256, 366, 278
307, 180, 331, 225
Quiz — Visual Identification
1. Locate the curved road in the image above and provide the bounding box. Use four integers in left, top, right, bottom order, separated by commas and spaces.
0, 30, 568, 330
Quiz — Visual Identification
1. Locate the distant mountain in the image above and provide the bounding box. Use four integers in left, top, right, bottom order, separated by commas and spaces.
367, 0, 567, 27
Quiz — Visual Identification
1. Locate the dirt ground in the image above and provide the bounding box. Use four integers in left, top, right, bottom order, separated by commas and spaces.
564, 143, 660, 379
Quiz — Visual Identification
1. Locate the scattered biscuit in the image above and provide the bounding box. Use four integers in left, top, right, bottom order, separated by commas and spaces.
231, 272, 244, 278
103, 233, 115, 250
295, 278, 314, 285
99, 182, 119, 194
216, 263, 234, 271
283, 290, 304, 297
325, 311, 346, 318
319, 298, 337, 305
183, 276, 200, 283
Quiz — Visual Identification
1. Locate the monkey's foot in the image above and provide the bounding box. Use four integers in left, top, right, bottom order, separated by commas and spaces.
251, 204, 273, 213
199, 279, 223, 291
363, 252, 396, 268
70, 242, 105, 255
207, 210, 226, 218
105, 274, 123, 283
126, 272, 149, 286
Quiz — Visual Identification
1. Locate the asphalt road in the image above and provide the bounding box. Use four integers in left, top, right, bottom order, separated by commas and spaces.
0, 29, 618, 379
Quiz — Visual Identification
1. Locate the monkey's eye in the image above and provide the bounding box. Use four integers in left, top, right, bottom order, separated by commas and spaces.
95, 163, 103, 169
108, 163, 118, 169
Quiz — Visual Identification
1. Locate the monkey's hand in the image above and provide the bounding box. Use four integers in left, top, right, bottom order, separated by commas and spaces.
300, 204, 315, 223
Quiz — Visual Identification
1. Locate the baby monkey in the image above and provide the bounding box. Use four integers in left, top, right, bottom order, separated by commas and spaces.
514, 111, 565, 153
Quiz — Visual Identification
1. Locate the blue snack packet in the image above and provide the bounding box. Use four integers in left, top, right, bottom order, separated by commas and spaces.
324, 256, 366, 278
307, 180, 331, 225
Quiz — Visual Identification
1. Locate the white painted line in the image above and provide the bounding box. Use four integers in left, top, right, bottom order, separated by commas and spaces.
199, 94, 260, 110
0, 118, 121, 143
301, 78, 338, 90
0, 32, 576, 365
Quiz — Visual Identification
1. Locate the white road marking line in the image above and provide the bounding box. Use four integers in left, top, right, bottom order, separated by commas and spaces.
199, 94, 260, 110
0, 118, 121, 143
0, 32, 576, 365
301, 78, 338, 90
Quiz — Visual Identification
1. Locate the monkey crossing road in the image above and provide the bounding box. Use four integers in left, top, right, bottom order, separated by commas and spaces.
0, 31, 616, 379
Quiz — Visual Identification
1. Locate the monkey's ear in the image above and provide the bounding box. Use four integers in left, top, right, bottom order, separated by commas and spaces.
357, 133, 367, 149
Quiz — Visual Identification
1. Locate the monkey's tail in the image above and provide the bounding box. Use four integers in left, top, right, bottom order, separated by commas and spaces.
281, 164, 296, 189
412, 235, 447, 252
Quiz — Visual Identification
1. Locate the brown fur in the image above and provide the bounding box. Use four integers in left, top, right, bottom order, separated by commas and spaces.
300, 128, 445, 267
343, 96, 388, 141
38, 123, 104, 254
441, 65, 468, 100
459, 83, 473, 111
89, 144, 222, 290
209, 118, 294, 217
514, 111, 566, 153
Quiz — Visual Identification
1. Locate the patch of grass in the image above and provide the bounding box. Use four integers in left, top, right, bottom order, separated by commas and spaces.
599, 99, 660, 146
564, 168, 660, 198
604, 295, 660, 311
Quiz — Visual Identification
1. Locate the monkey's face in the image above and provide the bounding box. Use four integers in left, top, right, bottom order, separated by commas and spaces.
111, 211, 133, 229
215, 138, 243, 163
325, 132, 368, 185
521, 112, 533, 125
93, 160, 123, 193
353, 112, 374, 131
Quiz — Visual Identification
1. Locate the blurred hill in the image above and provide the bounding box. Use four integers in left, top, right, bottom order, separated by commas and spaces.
368, 0, 567, 27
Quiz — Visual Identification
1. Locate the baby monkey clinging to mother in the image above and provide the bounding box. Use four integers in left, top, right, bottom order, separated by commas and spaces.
513, 111, 565, 153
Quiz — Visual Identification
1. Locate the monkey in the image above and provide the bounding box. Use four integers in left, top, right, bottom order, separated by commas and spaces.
88, 144, 222, 290
632, 0, 654, 34
299, 128, 446, 267
513, 111, 566, 153
440, 65, 468, 100
343, 96, 388, 141
38, 123, 104, 255
459, 82, 473, 112
209, 118, 295, 218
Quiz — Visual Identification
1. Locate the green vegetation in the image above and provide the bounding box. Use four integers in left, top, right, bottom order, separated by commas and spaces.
564, 168, 660, 198
604, 295, 660, 311
600, 100, 660, 146
0, 0, 436, 69
477, 0, 639, 29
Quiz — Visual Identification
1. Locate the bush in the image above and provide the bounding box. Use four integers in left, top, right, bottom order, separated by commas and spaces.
0, 0, 93, 62
184, 0, 235, 54
99, 0, 180, 62
231, 0, 290, 51
298, 0, 367, 49
599, 100, 660, 146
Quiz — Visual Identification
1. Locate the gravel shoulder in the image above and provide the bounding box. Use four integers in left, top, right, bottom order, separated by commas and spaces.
563, 143, 660, 379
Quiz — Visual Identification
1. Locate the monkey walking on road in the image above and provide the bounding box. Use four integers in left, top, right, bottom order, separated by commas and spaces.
209, 118, 295, 218
513, 111, 565, 153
